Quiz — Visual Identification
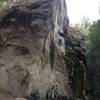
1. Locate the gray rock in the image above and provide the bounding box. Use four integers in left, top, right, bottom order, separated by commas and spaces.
0, 0, 87, 100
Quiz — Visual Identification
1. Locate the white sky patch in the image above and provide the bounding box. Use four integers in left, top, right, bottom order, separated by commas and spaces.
66, 0, 100, 24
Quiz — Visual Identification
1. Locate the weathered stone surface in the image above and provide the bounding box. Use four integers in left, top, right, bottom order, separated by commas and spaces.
0, 0, 70, 99
0, 0, 87, 100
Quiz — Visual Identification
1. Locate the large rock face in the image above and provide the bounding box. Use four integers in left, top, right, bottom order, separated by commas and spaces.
0, 0, 87, 100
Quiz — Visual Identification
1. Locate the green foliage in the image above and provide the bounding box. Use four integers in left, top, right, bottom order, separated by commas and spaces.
87, 19, 100, 66
89, 20, 100, 47
72, 19, 100, 98
73, 16, 91, 36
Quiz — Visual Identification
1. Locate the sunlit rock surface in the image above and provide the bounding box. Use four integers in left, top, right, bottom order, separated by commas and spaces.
0, 0, 87, 100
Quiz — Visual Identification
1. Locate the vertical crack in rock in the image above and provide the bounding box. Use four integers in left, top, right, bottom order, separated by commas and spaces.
49, 38, 55, 69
